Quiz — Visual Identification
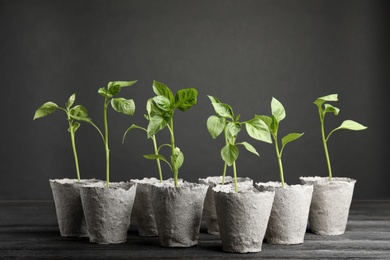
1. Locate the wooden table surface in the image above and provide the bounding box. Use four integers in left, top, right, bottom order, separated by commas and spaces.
0, 200, 389, 259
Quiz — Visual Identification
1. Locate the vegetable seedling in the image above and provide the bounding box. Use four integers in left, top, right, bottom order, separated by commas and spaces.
33, 93, 89, 181
256, 97, 304, 188
143, 80, 198, 188
206, 95, 272, 192
122, 98, 163, 182
314, 94, 367, 180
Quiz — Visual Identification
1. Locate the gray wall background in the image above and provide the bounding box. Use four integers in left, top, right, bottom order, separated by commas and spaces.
1, 0, 388, 200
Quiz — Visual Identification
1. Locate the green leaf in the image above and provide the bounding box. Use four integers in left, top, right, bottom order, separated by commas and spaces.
153, 80, 175, 103
70, 105, 88, 118
207, 95, 221, 104
255, 115, 273, 131
153, 95, 172, 112
324, 104, 340, 116
206, 115, 225, 139
144, 154, 171, 170
245, 117, 272, 143
221, 144, 239, 166
147, 115, 167, 138
211, 102, 234, 119
98, 88, 112, 98
71, 114, 92, 123
68, 122, 80, 133
175, 88, 198, 111
334, 120, 367, 131
122, 124, 147, 143
226, 122, 241, 138
111, 98, 135, 116
107, 80, 137, 96
33, 102, 58, 120
236, 141, 259, 156
66, 93, 76, 109
281, 133, 304, 147
172, 147, 184, 170
314, 94, 338, 108
271, 97, 285, 123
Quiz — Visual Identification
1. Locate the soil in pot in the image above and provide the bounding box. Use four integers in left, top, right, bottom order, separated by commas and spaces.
49, 178, 100, 237
213, 183, 275, 253
80, 181, 136, 244
150, 181, 208, 247
198, 176, 253, 235
299, 176, 356, 235
255, 182, 313, 245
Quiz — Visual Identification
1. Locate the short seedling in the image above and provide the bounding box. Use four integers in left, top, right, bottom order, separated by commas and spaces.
122, 98, 163, 182
256, 97, 304, 188
314, 94, 367, 180
207, 95, 272, 192
143, 80, 198, 188
33, 93, 88, 181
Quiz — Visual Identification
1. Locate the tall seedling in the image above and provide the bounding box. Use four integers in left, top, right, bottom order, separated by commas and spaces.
143, 80, 198, 188
256, 97, 304, 188
207, 95, 272, 192
314, 94, 367, 180
33, 93, 89, 181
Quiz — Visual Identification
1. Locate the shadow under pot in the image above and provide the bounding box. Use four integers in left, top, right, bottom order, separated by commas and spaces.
299, 176, 356, 236
150, 181, 208, 247
49, 178, 100, 237
213, 183, 275, 253
255, 182, 313, 245
80, 181, 136, 244
198, 176, 253, 235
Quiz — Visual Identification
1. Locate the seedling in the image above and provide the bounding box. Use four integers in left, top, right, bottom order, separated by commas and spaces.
207, 95, 272, 192
143, 80, 198, 188
122, 98, 163, 182
314, 94, 367, 180
34, 93, 90, 181
256, 97, 304, 188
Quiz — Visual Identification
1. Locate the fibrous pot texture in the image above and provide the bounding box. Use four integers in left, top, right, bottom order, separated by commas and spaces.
213, 183, 275, 253
299, 176, 356, 235
255, 182, 313, 245
198, 176, 253, 235
80, 181, 136, 244
151, 181, 208, 247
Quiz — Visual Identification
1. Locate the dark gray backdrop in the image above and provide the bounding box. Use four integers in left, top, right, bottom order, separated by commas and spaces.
1, 0, 388, 200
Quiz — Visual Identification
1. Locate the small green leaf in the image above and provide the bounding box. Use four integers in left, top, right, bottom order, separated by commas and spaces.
334, 120, 367, 131
221, 144, 239, 166
70, 105, 88, 118
66, 93, 76, 109
271, 97, 286, 123
175, 88, 198, 111
172, 147, 184, 170
206, 115, 225, 139
245, 117, 272, 143
226, 122, 241, 138
111, 98, 135, 116
324, 103, 340, 116
211, 102, 234, 119
256, 115, 273, 131
237, 141, 259, 156
281, 133, 304, 147
153, 95, 172, 112
314, 94, 338, 108
107, 80, 137, 96
153, 80, 175, 103
33, 102, 58, 120
144, 154, 171, 170
71, 114, 92, 123
207, 95, 221, 104
147, 115, 167, 138
98, 88, 112, 98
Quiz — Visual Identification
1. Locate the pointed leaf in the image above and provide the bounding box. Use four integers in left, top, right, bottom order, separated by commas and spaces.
207, 95, 221, 104
324, 103, 340, 115
147, 115, 167, 138
33, 102, 58, 120
111, 98, 135, 116
175, 88, 198, 111
98, 87, 112, 98
70, 105, 88, 118
221, 144, 239, 166
226, 122, 241, 138
314, 94, 338, 108
107, 80, 137, 96
245, 117, 272, 143
271, 97, 286, 123
207, 115, 225, 139
211, 102, 234, 118
144, 154, 171, 169
281, 133, 304, 148
334, 120, 367, 131
172, 148, 184, 170
153, 80, 175, 103
237, 141, 259, 156
153, 95, 172, 112
66, 93, 76, 109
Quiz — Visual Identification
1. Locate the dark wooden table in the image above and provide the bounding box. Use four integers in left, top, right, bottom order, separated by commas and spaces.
0, 200, 389, 259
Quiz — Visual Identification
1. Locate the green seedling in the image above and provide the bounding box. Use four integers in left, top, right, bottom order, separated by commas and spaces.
143, 80, 198, 188
207, 95, 272, 192
256, 97, 304, 188
33, 93, 89, 181
314, 94, 367, 180
122, 98, 163, 182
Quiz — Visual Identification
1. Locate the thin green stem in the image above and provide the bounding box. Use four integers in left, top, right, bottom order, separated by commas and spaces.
69, 128, 81, 182
222, 162, 227, 185
233, 161, 238, 193
152, 135, 163, 182
320, 114, 332, 180
274, 136, 285, 188
168, 119, 178, 187
104, 98, 110, 188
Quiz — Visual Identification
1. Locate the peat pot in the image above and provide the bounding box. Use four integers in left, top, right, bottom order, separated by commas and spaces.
299, 176, 356, 235
213, 183, 275, 253
49, 178, 100, 237
151, 181, 208, 247
198, 176, 253, 235
80, 181, 136, 244
255, 182, 313, 245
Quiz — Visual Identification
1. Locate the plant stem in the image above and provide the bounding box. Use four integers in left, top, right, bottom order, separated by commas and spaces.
104, 98, 110, 188
69, 128, 81, 182
152, 135, 163, 182
168, 119, 178, 187
320, 115, 332, 180
274, 136, 285, 188
233, 161, 238, 193
222, 162, 227, 185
